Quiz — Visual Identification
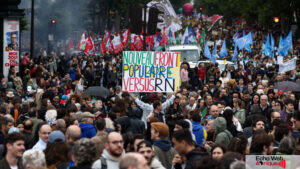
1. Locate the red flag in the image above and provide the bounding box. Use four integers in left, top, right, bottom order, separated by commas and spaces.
66, 37, 74, 51
103, 30, 110, 44
84, 36, 94, 55
121, 29, 130, 48
146, 35, 154, 50
133, 35, 143, 51
112, 34, 123, 54
159, 27, 168, 46
196, 29, 200, 44
106, 38, 114, 54
100, 40, 106, 54
77, 32, 85, 50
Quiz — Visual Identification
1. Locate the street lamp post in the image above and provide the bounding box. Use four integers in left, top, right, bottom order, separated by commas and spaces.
30, 0, 34, 58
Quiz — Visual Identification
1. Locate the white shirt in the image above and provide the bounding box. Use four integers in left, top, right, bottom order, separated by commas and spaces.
135, 95, 175, 127
32, 138, 47, 151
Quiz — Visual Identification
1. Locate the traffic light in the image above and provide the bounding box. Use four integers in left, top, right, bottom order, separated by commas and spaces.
49, 19, 57, 34
129, 7, 143, 34
51, 19, 56, 24
147, 8, 164, 35
273, 17, 279, 23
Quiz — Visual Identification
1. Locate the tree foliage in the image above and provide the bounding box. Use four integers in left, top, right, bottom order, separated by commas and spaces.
194, 0, 299, 32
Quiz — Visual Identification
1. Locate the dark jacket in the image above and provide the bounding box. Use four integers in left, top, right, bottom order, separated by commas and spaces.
70, 165, 91, 169
185, 146, 209, 169
259, 105, 272, 117
0, 157, 23, 169
23, 131, 34, 150
0, 132, 4, 144
127, 108, 145, 135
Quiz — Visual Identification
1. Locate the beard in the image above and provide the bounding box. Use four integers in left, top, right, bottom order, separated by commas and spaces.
110, 149, 123, 157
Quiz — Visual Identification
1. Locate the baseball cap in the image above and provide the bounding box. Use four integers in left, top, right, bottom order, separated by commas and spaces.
48, 130, 65, 144
81, 112, 95, 119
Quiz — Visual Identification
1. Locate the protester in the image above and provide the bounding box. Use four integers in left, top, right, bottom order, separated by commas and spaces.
150, 122, 176, 169
0, 132, 25, 169
172, 129, 208, 169
213, 116, 233, 147
211, 144, 226, 161
32, 124, 51, 151
92, 132, 125, 169
71, 138, 96, 169
44, 130, 69, 169
119, 152, 149, 169
79, 112, 96, 138
22, 149, 46, 168
137, 140, 165, 169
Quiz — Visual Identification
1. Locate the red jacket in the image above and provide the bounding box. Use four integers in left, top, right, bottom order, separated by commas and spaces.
198, 67, 206, 81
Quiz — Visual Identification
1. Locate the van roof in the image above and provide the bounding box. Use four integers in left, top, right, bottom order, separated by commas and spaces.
198, 59, 235, 65
167, 45, 200, 50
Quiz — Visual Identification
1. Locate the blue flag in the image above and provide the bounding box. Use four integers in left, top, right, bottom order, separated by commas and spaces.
233, 31, 239, 42
264, 34, 271, 57
188, 27, 197, 44
245, 44, 252, 53
283, 30, 292, 54
211, 44, 217, 64
278, 35, 285, 56
271, 34, 275, 52
220, 39, 227, 57
270, 34, 275, 58
235, 32, 252, 50
204, 42, 211, 59
232, 45, 238, 62
181, 27, 189, 44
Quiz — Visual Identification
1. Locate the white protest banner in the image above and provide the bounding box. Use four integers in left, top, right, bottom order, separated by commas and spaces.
277, 56, 283, 65
278, 57, 297, 74
3, 19, 20, 78
122, 51, 181, 92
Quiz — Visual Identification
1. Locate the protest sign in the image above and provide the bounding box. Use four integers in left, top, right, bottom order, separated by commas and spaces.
122, 51, 181, 92
278, 57, 297, 74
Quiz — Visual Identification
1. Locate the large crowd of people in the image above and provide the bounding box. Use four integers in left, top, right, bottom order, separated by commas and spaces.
0, 25, 300, 169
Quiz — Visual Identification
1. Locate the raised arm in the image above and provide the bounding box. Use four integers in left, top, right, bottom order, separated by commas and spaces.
128, 92, 152, 110
162, 90, 181, 110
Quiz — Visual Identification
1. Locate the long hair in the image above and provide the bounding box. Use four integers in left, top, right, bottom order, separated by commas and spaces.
44, 142, 69, 165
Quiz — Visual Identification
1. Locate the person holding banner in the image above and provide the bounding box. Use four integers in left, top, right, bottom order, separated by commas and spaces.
127, 90, 180, 126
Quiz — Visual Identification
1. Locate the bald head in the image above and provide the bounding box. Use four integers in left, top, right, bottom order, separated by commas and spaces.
66, 125, 81, 143
209, 105, 219, 119
119, 153, 149, 169
39, 124, 51, 142
107, 132, 122, 142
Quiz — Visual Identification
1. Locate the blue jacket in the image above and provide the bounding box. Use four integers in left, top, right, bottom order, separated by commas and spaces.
79, 123, 96, 138
192, 122, 205, 146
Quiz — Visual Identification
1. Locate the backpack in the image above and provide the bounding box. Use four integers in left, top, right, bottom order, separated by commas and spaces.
99, 156, 107, 169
